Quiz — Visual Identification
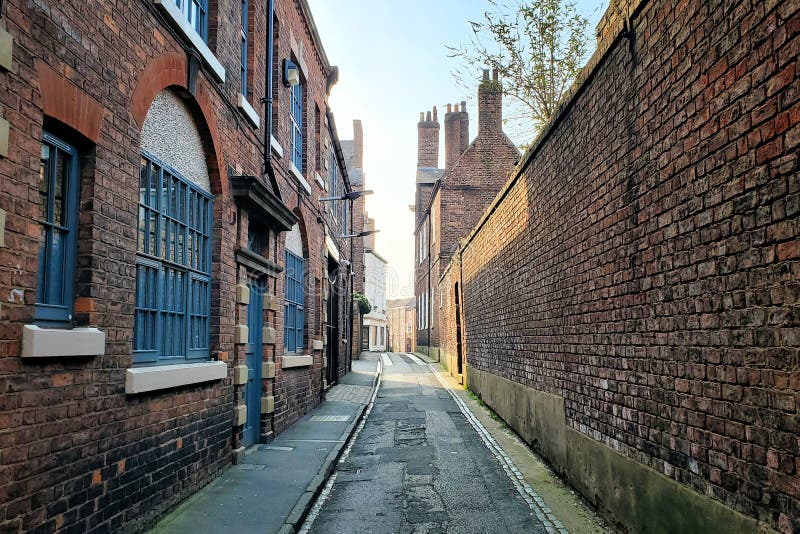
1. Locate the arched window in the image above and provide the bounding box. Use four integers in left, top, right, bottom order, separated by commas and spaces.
134, 90, 213, 364
284, 223, 305, 353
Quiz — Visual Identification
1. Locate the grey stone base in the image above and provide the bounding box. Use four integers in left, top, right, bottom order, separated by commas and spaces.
466, 366, 766, 534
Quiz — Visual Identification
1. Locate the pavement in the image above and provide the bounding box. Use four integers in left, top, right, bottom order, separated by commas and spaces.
151, 356, 381, 534
301, 352, 556, 534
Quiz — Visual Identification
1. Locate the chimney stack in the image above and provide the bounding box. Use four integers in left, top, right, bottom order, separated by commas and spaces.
417, 106, 440, 168
353, 119, 364, 169
444, 102, 469, 170
478, 69, 503, 135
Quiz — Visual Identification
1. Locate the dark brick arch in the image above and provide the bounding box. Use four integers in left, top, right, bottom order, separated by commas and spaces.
35, 60, 106, 143
129, 53, 227, 196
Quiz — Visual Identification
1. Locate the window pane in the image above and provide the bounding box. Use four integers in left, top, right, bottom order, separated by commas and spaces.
135, 153, 212, 362
39, 145, 50, 221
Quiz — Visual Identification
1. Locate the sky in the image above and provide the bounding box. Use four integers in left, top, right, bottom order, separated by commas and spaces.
307, 0, 607, 299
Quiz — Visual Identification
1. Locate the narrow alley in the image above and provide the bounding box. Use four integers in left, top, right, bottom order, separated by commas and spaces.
303, 353, 567, 534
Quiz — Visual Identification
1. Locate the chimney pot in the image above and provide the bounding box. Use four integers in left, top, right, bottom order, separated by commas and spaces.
478, 70, 503, 134
417, 105, 440, 168
482, 69, 489, 81
493, 69, 499, 81
447, 103, 452, 113
432, 106, 438, 121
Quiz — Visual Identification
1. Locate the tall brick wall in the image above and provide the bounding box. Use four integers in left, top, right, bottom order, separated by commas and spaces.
442, 0, 800, 531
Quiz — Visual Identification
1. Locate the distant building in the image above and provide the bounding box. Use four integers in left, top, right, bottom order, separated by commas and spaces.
340, 121, 368, 358
362, 216, 388, 351
412, 70, 519, 361
387, 297, 416, 353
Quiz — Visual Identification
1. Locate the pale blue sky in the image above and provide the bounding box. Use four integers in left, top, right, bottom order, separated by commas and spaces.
307, 0, 606, 298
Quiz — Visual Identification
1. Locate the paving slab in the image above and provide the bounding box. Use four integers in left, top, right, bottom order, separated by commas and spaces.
151, 358, 379, 534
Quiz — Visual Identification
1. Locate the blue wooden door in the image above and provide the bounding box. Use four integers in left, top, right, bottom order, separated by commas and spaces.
243, 280, 264, 447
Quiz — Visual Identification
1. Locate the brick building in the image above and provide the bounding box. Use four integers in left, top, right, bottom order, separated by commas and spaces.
362, 219, 388, 352
340, 119, 369, 358
413, 72, 519, 360
438, 0, 800, 532
387, 297, 415, 353
0, 0, 363, 530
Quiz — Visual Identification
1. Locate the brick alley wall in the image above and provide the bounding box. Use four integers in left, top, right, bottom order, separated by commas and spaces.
443, 0, 800, 531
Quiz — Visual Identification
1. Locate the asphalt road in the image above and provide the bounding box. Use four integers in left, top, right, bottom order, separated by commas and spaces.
307, 353, 548, 534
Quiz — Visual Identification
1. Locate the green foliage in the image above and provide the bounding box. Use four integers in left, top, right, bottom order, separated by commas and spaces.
448, 0, 591, 141
354, 292, 372, 315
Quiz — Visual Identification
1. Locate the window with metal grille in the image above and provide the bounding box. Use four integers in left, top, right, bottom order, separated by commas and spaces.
290, 83, 303, 171
175, 0, 208, 41
284, 251, 305, 353
36, 133, 80, 326
134, 152, 213, 364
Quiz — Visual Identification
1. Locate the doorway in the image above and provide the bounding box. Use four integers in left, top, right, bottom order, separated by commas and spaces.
325, 259, 340, 386
243, 278, 265, 447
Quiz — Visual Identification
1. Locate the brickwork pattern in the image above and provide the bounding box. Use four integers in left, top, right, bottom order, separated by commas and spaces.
443, 0, 800, 530
0, 0, 356, 530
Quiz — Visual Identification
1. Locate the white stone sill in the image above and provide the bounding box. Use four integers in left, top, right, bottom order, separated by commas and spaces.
21, 325, 105, 358
271, 135, 284, 158
155, 0, 226, 82
238, 94, 260, 128
283, 354, 313, 368
125, 361, 227, 394
290, 162, 312, 194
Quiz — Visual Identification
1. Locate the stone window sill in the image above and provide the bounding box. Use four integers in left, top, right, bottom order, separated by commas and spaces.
238, 94, 260, 128
283, 354, 313, 368
290, 162, 312, 194
155, 0, 225, 82
21, 325, 105, 358
125, 361, 227, 394
271, 135, 284, 158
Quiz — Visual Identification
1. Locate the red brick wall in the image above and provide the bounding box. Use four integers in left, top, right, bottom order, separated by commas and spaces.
445, 0, 800, 530
0, 0, 356, 530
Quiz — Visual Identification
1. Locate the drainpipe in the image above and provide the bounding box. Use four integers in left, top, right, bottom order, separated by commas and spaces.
262, 0, 275, 177
347, 199, 354, 371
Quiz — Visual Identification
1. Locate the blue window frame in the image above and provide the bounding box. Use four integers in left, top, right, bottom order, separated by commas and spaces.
134, 152, 213, 364
36, 133, 80, 326
289, 83, 303, 171
240, 0, 249, 97
284, 251, 305, 353
175, 0, 208, 41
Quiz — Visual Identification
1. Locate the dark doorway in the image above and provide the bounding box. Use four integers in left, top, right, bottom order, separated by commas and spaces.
455, 283, 464, 375
243, 277, 265, 447
361, 325, 369, 352
325, 258, 340, 386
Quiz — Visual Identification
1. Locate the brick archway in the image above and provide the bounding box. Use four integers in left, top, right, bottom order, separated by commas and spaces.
129, 53, 227, 196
